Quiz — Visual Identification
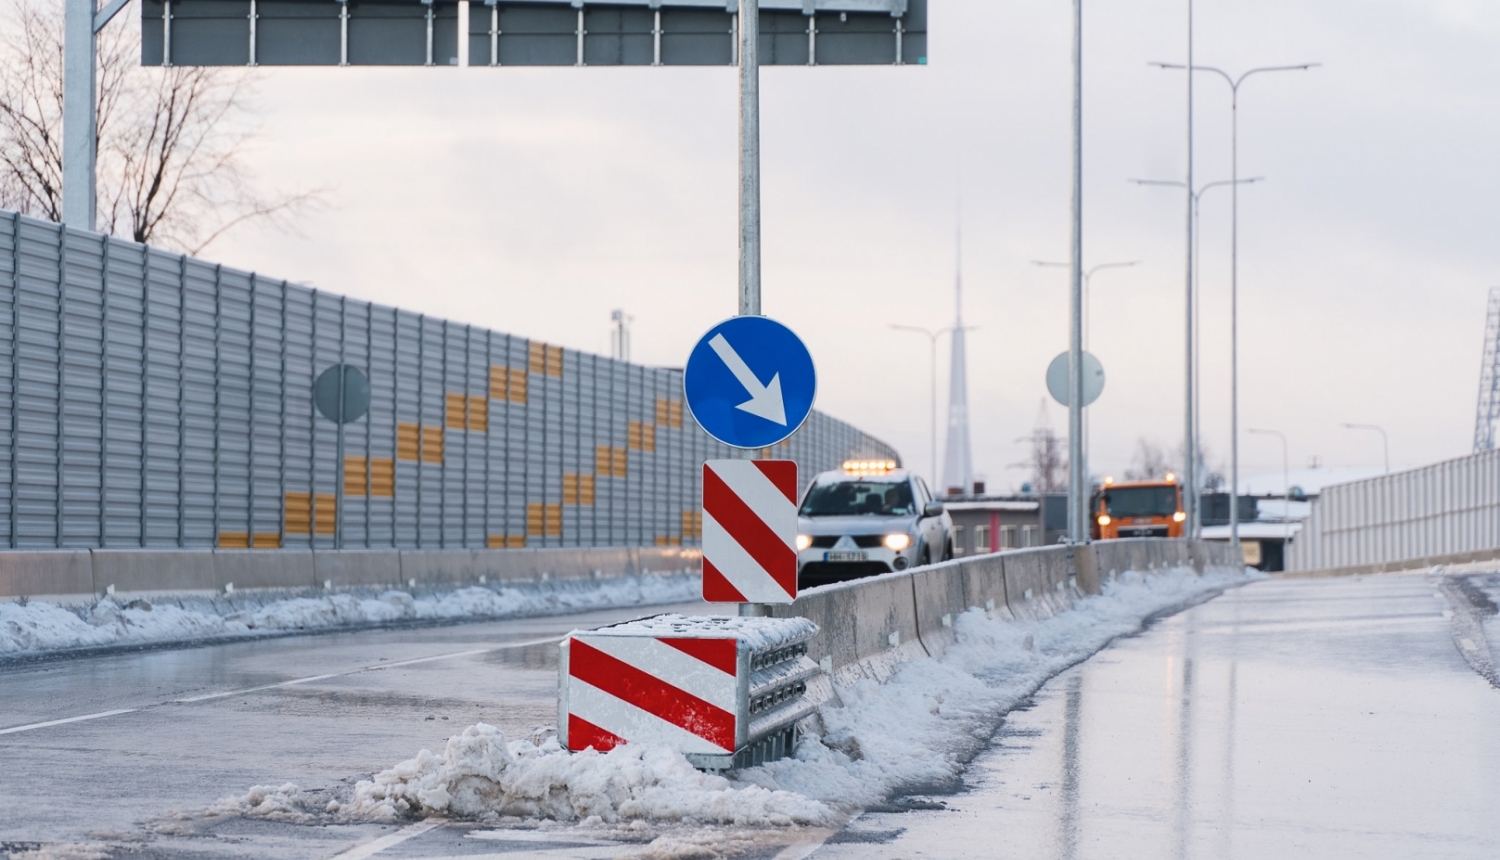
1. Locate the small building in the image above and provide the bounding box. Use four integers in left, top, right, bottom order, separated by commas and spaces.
939, 494, 1068, 556
1199, 493, 1308, 572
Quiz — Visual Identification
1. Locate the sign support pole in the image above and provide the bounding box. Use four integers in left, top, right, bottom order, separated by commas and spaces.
335, 366, 346, 550
737, 0, 768, 616
738, 0, 761, 319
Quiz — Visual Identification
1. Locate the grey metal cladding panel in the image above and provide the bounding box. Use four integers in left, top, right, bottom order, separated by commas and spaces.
495, 6, 575, 66
815, 14, 904, 65
350, 4, 461, 66
254, 2, 341, 66
583, 8, 655, 66
659, 9, 733, 65
169, 0, 253, 66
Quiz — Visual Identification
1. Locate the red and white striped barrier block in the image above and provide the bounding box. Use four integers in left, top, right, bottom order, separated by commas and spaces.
560, 614, 820, 769
702, 459, 798, 604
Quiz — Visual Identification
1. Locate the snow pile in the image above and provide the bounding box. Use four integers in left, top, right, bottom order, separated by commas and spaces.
322, 566, 1251, 827
201, 782, 327, 824
0, 573, 699, 657
336, 723, 834, 826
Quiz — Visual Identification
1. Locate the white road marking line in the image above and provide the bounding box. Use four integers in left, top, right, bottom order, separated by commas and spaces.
176, 674, 341, 703
175, 637, 559, 702
328, 819, 445, 859
772, 830, 837, 860
0, 708, 138, 736
5, 635, 563, 736
468, 829, 615, 845
369, 647, 493, 670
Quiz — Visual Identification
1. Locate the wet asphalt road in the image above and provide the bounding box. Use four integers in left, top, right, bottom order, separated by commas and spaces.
0, 600, 713, 856
817, 573, 1500, 859
3, 573, 1497, 859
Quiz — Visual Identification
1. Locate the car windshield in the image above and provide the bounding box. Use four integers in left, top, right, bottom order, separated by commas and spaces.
800, 480, 916, 517
1102, 486, 1179, 518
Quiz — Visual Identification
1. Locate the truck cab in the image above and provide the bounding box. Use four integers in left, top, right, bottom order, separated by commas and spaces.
1092, 476, 1187, 540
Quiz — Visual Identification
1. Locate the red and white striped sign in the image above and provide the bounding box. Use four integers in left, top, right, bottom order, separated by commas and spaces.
702, 459, 798, 604
564, 633, 740, 755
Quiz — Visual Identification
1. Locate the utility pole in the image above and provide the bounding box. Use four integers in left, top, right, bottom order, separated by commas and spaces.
1181, 0, 1196, 540
610, 310, 632, 362
1066, 0, 1085, 543
1154, 59, 1319, 553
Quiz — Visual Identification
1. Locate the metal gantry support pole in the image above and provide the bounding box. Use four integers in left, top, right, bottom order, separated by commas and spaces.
63, 0, 133, 230
63, 0, 97, 230
1066, 0, 1086, 543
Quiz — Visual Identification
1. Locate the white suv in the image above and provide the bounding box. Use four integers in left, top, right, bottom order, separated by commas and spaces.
795, 464, 954, 588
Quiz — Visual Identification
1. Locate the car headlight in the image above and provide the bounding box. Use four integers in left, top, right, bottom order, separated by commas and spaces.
1172, 511, 1186, 523
1098, 515, 1111, 526
884, 534, 912, 551
796, 534, 813, 551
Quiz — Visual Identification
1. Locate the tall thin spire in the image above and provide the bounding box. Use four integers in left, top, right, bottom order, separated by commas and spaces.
941, 205, 973, 496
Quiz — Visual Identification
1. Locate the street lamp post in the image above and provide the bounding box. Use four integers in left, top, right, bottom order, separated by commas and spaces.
1131, 177, 1260, 540
1032, 260, 1140, 353
891, 324, 965, 490
1152, 57, 1320, 555
1341, 423, 1390, 473
1248, 427, 1291, 549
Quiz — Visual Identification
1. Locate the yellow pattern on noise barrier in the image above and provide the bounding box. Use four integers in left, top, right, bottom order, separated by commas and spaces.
285, 492, 336, 536
563, 473, 596, 506
528, 342, 564, 378
527, 503, 563, 537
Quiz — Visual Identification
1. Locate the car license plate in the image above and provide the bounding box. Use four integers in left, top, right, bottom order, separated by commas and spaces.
825, 551, 868, 562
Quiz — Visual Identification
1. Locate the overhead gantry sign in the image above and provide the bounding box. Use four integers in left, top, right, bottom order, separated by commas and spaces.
141, 0, 927, 68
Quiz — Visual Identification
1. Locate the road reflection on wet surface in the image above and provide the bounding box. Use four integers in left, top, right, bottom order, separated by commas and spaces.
814, 573, 1500, 859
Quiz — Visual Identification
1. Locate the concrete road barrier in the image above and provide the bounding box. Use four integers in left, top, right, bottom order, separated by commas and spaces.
911, 561, 970, 657
91, 550, 214, 594
777, 539, 1239, 681
0, 545, 703, 599
0, 551, 94, 599
214, 550, 314, 591
314, 550, 404, 587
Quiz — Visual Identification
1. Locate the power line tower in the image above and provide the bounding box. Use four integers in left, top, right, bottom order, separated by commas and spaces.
1476, 287, 1500, 452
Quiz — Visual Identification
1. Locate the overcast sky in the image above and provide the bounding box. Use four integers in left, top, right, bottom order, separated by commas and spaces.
202, 0, 1500, 492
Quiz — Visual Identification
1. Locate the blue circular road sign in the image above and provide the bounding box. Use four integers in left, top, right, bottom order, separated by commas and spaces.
684, 316, 816, 449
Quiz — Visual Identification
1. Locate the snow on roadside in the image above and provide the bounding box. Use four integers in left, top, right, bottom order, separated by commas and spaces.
0, 573, 699, 657
311, 566, 1255, 831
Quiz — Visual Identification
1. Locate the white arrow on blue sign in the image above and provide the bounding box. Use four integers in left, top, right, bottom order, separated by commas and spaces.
684, 316, 817, 450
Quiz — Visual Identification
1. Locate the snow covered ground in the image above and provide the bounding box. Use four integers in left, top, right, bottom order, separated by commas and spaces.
213, 565, 1256, 850
0, 573, 700, 658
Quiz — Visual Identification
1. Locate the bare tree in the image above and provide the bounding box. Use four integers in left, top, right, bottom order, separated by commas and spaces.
1014, 399, 1067, 494
1126, 438, 1176, 482
0, 0, 316, 253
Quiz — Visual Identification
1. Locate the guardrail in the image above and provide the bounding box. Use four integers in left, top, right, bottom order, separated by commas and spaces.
0, 546, 702, 600
772, 538, 1240, 680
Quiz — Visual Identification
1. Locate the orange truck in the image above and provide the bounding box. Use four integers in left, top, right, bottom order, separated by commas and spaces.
1092, 477, 1187, 540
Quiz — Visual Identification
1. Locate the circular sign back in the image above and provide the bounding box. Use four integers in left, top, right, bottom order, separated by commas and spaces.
314, 364, 371, 424
1046, 351, 1106, 407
